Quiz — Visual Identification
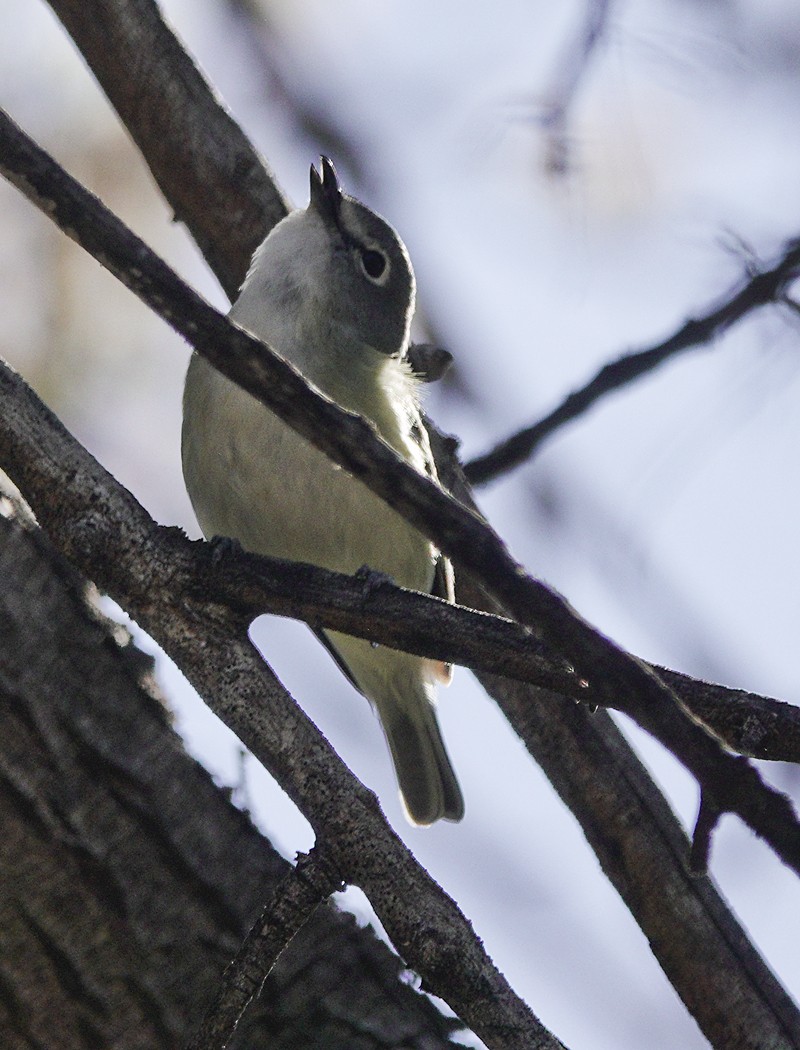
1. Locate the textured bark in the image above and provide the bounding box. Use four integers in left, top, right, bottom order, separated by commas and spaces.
477, 671, 800, 1050
0, 496, 460, 1050
48, 0, 289, 300
1, 1, 796, 1046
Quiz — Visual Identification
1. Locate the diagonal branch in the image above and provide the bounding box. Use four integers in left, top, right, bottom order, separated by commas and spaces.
464, 239, 800, 485
538, 0, 614, 177
0, 359, 564, 1050
20, 4, 800, 1042
193, 539, 800, 763
2, 106, 798, 879
473, 668, 800, 1050
2, 348, 797, 1048
47, 0, 289, 299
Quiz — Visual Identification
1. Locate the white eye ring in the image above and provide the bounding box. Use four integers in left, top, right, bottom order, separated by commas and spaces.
358, 246, 390, 285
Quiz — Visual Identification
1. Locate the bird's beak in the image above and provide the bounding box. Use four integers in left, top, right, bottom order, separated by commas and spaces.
309, 156, 342, 227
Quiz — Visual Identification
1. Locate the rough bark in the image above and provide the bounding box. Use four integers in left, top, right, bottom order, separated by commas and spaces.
0, 495, 461, 1050
1, 2, 796, 1046
48, 0, 289, 300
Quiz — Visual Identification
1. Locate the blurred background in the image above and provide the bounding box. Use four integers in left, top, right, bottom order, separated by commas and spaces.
2, 1, 800, 1046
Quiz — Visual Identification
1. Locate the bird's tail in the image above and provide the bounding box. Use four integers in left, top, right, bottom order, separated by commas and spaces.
375, 674, 464, 827
324, 630, 464, 825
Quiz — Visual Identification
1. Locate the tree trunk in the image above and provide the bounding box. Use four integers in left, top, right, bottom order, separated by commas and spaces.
0, 493, 460, 1049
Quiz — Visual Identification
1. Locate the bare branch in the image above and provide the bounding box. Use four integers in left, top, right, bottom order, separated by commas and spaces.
690, 795, 721, 877
195, 539, 800, 764
438, 446, 800, 1047
46, 0, 290, 299
1, 106, 798, 879
472, 669, 800, 1050
0, 366, 564, 1050
0, 498, 466, 1050
656, 665, 800, 763
14, 6, 800, 1042
464, 239, 800, 486
5, 349, 799, 1047
187, 849, 343, 1050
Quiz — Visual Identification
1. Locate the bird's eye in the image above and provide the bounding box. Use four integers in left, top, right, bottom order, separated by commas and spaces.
360, 247, 388, 282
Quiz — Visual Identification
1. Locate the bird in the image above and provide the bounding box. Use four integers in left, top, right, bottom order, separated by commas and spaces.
181, 157, 464, 825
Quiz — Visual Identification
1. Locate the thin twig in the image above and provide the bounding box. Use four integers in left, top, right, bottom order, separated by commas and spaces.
464, 240, 800, 486
690, 795, 721, 877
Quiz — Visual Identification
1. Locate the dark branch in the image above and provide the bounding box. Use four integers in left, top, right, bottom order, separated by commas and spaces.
46, 0, 290, 299
19, 6, 800, 1042
690, 796, 721, 877
464, 238, 800, 486
656, 665, 800, 764
5, 352, 798, 1049
472, 667, 800, 1049
0, 365, 563, 1050
197, 539, 800, 764
2, 106, 798, 878
187, 849, 343, 1050
0, 497, 468, 1050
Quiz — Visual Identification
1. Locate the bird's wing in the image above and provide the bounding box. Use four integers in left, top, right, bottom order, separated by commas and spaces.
311, 625, 366, 695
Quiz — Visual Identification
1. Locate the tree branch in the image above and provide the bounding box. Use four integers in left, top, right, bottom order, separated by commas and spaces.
538, 0, 613, 177
1, 105, 798, 880
194, 538, 800, 764
464, 239, 800, 485
472, 668, 800, 1050
47, 0, 290, 299
187, 849, 344, 1050
0, 364, 563, 1050
0, 495, 468, 1049
6, 356, 800, 1050
14, 5, 799, 1043
438, 445, 800, 1048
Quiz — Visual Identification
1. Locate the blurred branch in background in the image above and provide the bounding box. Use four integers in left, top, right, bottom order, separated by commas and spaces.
47, 0, 290, 299
538, 0, 614, 177
223, 0, 368, 187
464, 238, 800, 486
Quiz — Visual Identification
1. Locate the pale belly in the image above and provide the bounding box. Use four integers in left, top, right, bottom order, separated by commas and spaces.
182, 357, 436, 595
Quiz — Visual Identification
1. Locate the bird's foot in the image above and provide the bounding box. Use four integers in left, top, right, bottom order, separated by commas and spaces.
208, 534, 243, 566
354, 564, 395, 598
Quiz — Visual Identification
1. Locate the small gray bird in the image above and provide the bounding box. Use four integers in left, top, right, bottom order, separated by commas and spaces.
181, 158, 464, 825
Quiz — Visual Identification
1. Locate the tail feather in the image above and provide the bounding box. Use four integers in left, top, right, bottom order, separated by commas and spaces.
324, 629, 464, 825
378, 693, 464, 826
